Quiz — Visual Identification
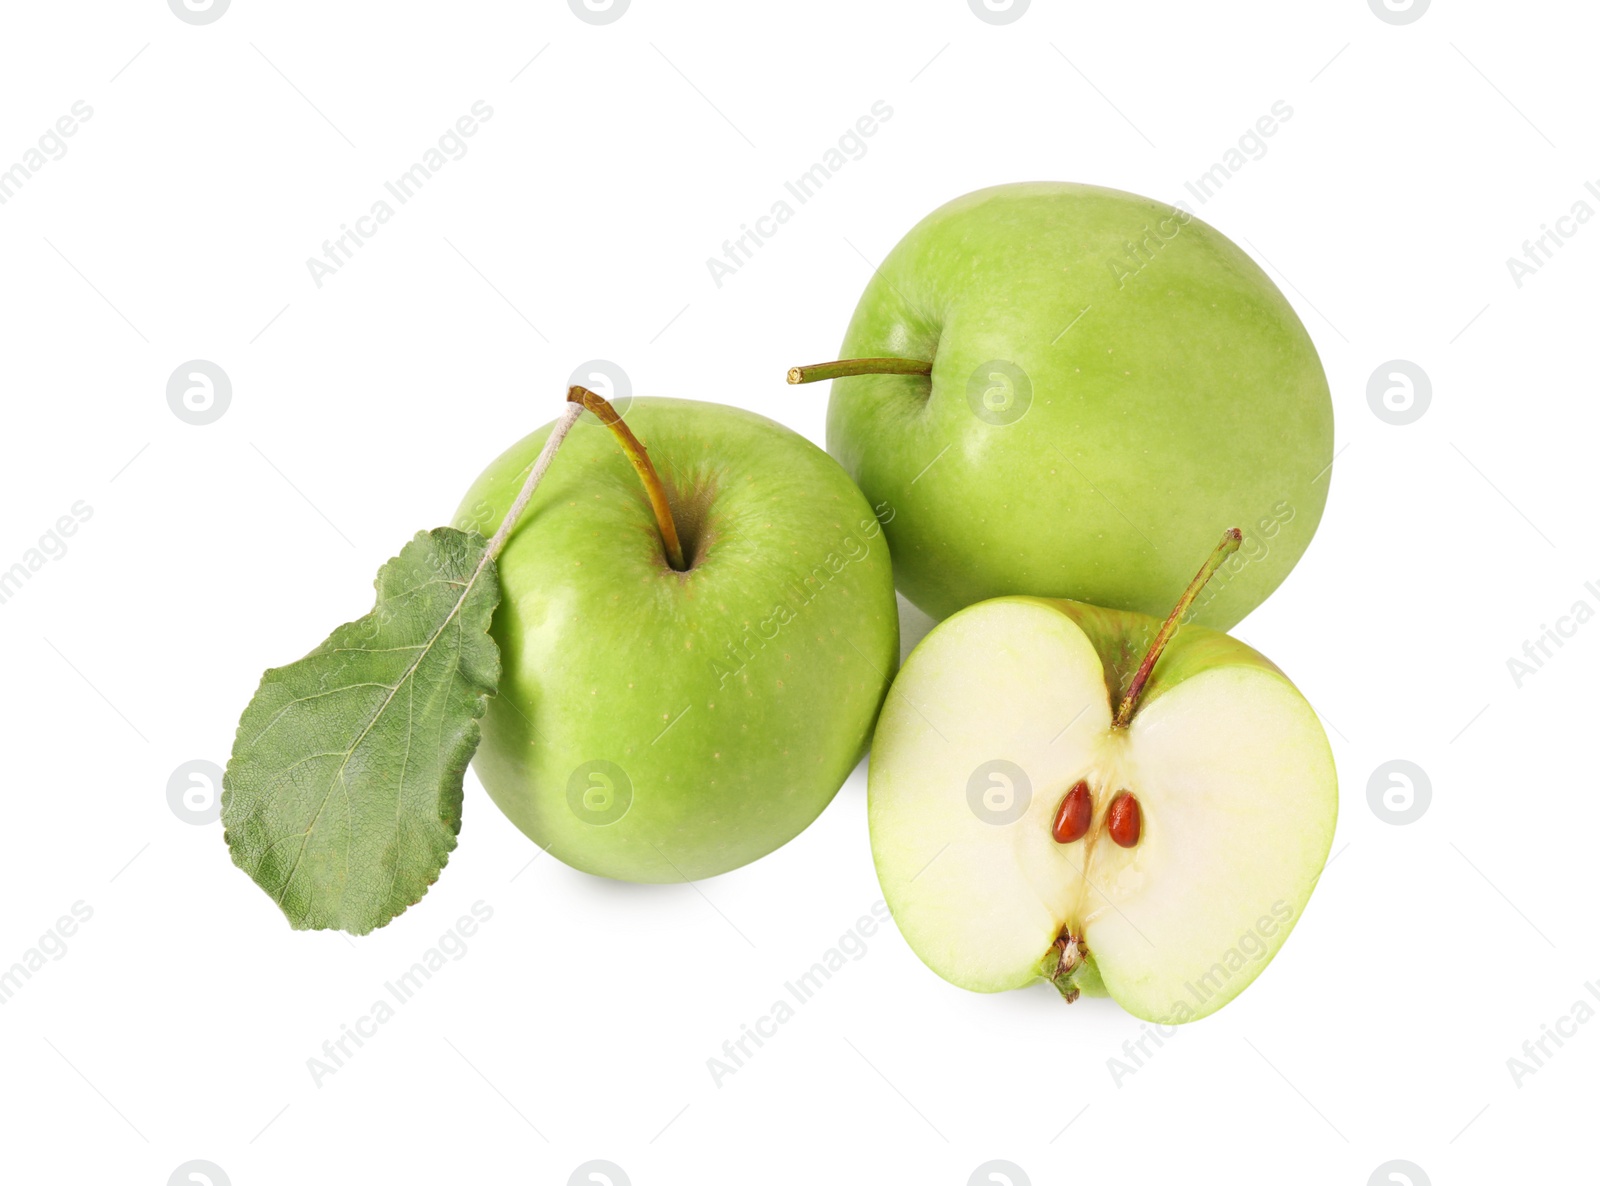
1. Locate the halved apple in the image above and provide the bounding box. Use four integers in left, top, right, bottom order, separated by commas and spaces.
868, 532, 1336, 1022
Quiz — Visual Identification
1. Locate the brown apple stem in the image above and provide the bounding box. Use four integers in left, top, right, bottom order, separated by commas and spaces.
1112, 528, 1242, 729
786, 357, 932, 385
567, 385, 687, 572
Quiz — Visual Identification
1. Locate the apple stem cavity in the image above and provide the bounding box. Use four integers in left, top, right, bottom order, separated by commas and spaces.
1111, 528, 1243, 729
486, 400, 585, 562
786, 357, 933, 385
567, 384, 688, 572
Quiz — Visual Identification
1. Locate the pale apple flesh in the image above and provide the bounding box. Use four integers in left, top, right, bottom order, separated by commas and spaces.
868, 597, 1336, 1023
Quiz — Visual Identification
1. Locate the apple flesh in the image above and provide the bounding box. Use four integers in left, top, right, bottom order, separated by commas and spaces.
868, 596, 1336, 1022
823, 181, 1334, 631
455, 397, 899, 882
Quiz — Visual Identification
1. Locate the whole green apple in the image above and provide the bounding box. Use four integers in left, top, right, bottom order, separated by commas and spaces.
868, 533, 1337, 1021
454, 397, 898, 882
815, 181, 1334, 630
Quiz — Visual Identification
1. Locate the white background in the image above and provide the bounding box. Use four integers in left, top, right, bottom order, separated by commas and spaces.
0, 1, 1592, 1183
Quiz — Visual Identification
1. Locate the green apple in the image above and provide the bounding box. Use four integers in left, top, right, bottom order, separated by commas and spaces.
868, 532, 1336, 1021
454, 396, 899, 883
808, 181, 1334, 630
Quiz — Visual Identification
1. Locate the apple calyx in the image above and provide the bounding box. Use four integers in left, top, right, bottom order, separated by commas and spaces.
566, 385, 688, 572
1044, 931, 1089, 1003
786, 357, 933, 385
1111, 528, 1242, 729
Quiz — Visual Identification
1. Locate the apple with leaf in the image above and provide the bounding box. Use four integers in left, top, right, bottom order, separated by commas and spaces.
221, 387, 898, 932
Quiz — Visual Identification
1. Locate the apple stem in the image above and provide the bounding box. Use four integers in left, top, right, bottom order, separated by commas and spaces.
1111, 529, 1243, 729
485, 401, 584, 562
567, 385, 688, 572
786, 357, 932, 385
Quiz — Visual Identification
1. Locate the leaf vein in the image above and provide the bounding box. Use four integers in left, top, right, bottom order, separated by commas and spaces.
246, 681, 400, 749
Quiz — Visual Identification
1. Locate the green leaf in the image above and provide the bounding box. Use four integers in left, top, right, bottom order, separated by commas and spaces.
221, 527, 502, 934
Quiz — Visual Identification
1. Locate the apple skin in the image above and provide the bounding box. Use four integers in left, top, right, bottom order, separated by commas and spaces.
453, 398, 899, 883
825, 181, 1334, 630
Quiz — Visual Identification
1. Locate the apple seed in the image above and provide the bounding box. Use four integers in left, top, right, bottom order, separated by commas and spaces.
1051, 780, 1092, 844
1107, 792, 1142, 848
